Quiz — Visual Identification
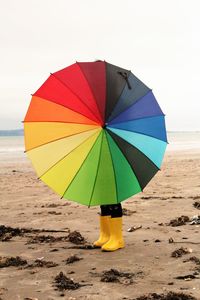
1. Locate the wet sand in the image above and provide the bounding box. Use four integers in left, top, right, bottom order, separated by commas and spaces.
0, 149, 200, 300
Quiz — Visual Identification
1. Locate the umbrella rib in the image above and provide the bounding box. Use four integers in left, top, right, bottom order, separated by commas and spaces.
25, 127, 99, 153
106, 130, 143, 193
77, 62, 104, 124
107, 123, 168, 143
105, 131, 119, 204
108, 113, 166, 126
88, 132, 104, 207
38, 129, 101, 180
61, 130, 103, 200
51, 73, 103, 124
23, 120, 99, 125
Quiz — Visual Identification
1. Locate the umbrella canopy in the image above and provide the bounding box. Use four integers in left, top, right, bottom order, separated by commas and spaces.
24, 61, 167, 206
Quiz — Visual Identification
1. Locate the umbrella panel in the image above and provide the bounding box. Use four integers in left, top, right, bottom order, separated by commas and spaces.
24, 122, 99, 151
106, 132, 142, 202
108, 115, 167, 142
78, 61, 106, 121
24, 96, 98, 125
40, 129, 101, 196
89, 130, 117, 206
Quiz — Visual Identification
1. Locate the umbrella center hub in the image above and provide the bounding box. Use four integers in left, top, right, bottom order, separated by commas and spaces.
102, 123, 108, 129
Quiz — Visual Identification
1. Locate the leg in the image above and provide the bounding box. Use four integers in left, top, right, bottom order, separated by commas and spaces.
100, 205, 112, 216
109, 203, 123, 218
102, 203, 125, 251
93, 205, 111, 247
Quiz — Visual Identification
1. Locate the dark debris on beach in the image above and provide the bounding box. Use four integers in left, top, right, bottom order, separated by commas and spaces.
190, 196, 200, 200
67, 230, 86, 244
0, 256, 27, 268
68, 244, 95, 250
171, 247, 191, 258
186, 256, 200, 265
26, 234, 69, 244
0, 225, 89, 251
64, 254, 83, 264
184, 256, 200, 274
0, 224, 69, 242
90, 268, 142, 284
175, 274, 198, 280
0, 225, 29, 241
53, 271, 92, 291
26, 230, 86, 245
122, 208, 137, 216
25, 259, 58, 268
168, 216, 190, 227
132, 291, 197, 300
0, 256, 59, 269
140, 196, 168, 200
193, 201, 200, 209
53, 271, 82, 291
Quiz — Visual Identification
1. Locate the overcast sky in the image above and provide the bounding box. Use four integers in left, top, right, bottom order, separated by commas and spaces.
0, 0, 199, 131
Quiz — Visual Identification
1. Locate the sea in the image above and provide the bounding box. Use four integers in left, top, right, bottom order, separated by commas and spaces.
0, 131, 200, 161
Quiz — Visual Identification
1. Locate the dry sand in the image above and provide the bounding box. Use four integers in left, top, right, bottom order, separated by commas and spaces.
0, 149, 200, 300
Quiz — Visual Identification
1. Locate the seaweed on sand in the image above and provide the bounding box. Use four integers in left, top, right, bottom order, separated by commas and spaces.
133, 292, 197, 300
0, 256, 27, 268
53, 271, 92, 291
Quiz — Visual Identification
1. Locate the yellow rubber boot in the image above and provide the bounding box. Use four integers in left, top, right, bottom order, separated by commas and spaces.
101, 217, 125, 251
93, 216, 111, 247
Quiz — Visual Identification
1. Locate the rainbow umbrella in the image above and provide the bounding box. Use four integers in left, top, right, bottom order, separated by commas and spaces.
24, 61, 167, 206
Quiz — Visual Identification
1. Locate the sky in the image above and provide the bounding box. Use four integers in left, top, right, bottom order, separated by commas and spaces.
0, 0, 199, 131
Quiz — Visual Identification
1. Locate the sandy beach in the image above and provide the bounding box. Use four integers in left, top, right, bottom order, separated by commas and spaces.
0, 136, 200, 300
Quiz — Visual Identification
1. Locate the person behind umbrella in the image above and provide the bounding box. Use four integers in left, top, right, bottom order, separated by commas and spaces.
93, 203, 124, 251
